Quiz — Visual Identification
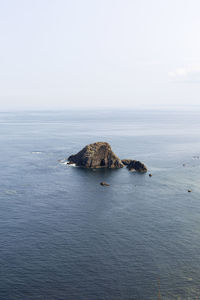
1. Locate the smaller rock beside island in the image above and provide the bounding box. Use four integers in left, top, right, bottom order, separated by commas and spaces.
122, 159, 147, 173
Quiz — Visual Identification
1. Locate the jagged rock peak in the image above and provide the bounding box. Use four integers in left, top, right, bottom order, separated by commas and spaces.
68, 142, 124, 169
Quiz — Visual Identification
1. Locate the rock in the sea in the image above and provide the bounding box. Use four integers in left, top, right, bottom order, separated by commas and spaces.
121, 159, 132, 166
100, 182, 110, 186
122, 159, 147, 173
68, 142, 124, 168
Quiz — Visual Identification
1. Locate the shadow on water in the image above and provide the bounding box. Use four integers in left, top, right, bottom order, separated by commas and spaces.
70, 166, 122, 182
69, 165, 147, 189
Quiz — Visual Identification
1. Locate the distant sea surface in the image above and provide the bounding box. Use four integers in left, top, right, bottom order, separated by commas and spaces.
1, 109, 200, 300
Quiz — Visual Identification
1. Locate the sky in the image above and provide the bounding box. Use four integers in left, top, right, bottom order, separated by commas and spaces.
0, 0, 200, 110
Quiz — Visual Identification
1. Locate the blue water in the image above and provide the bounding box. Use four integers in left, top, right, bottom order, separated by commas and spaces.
1, 109, 200, 299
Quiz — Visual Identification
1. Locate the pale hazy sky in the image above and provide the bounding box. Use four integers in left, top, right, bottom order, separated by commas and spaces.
1, 0, 200, 110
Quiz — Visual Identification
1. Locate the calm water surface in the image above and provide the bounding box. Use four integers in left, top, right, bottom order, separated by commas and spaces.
0, 110, 200, 300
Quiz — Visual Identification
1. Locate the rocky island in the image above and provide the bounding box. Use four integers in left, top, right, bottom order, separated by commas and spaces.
68, 142, 147, 172
68, 142, 124, 168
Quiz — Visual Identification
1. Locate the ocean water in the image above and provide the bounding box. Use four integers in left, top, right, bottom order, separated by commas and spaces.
1, 109, 200, 300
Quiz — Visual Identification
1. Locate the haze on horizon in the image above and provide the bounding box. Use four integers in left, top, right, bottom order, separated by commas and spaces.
0, 0, 200, 111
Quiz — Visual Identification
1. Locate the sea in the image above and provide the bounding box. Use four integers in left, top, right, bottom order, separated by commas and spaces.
1, 109, 200, 300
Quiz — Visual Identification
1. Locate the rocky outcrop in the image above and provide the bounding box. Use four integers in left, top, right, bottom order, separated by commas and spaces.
122, 159, 147, 173
121, 159, 132, 166
68, 142, 124, 169
67, 142, 147, 172
100, 182, 110, 186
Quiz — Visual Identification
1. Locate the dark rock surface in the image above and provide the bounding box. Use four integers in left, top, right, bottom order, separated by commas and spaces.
122, 159, 147, 173
68, 142, 124, 169
121, 159, 132, 166
100, 182, 110, 186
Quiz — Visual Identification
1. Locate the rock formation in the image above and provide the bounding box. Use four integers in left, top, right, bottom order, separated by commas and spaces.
67, 142, 147, 172
100, 182, 110, 186
122, 159, 147, 173
121, 159, 132, 166
68, 142, 124, 168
